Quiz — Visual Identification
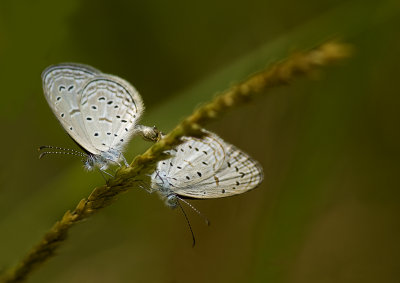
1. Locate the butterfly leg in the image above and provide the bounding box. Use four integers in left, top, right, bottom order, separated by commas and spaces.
99, 163, 114, 178
120, 153, 130, 167
132, 179, 152, 193
98, 168, 113, 181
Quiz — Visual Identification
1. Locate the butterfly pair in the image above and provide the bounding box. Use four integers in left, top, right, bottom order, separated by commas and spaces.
40, 63, 263, 228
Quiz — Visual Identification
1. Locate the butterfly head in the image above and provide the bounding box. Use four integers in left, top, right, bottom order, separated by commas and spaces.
165, 193, 178, 208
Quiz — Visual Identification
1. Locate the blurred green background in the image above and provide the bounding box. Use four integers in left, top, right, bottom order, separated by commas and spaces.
1, 0, 399, 282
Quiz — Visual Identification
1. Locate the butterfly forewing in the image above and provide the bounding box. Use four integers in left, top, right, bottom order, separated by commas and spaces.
79, 75, 144, 152
155, 133, 226, 189
42, 64, 102, 154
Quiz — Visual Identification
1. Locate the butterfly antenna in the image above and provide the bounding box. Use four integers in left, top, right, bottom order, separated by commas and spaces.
38, 145, 85, 155
178, 197, 210, 226
38, 151, 86, 159
176, 199, 196, 247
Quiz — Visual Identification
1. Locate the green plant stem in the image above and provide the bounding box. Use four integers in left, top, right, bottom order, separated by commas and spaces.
0, 41, 351, 283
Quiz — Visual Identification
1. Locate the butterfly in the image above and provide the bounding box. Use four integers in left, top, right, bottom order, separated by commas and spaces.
39, 63, 159, 175
148, 130, 263, 245
151, 130, 263, 207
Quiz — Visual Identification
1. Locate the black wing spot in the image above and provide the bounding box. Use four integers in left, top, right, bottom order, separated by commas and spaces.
68, 85, 74, 91
107, 101, 113, 105
232, 187, 236, 190
107, 132, 111, 135
222, 189, 226, 193
116, 115, 120, 118
120, 139, 124, 142
189, 145, 192, 149
195, 147, 199, 151
114, 134, 118, 137
56, 96, 61, 101
172, 178, 177, 181
177, 166, 182, 169
86, 117, 92, 120
202, 161, 208, 165
60, 113, 64, 117
114, 105, 118, 109
236, 181, 240, 185
203, 151, 208, 155
69, 127, 73, 130
235, 166, 239, 172
125, 128, 128, 132
162, 162, 166, 165
98, 97, 106, 101
94, 133, 99, 136
59, 86, 65, 91
186, 176, 190, 180
121, 120, 127, 123
197, 172, 202, 177
227, 162, 231, 167
180, 148, 184, 152
133, 114, 136, 118
91, 106, 97, 110
102, 143, 106, 146
240, 172, 246, 178
169, 162, 173, 167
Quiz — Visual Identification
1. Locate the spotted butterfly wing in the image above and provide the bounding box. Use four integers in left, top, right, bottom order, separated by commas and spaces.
155, 133, 227, 187
42, 63, 101, 154
79, 75, 143, 153
152, 130, 263, 199
174, 142, 263, 198
42, 64, 144, 156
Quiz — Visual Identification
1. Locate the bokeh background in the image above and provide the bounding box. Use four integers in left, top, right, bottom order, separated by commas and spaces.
1, 0, 399, 282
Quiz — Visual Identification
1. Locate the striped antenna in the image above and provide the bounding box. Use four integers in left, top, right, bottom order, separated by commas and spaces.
38, 150, 86, 159
38, 145, 85, 156
178, 197, 210, 226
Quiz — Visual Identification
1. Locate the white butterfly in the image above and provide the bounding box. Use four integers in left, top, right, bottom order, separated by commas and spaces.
150, 130, 264, 207
40, 63, 159, 174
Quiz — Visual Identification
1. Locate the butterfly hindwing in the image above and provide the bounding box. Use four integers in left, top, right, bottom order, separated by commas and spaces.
174, 142, 263, 198
79, 75, 144, 152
